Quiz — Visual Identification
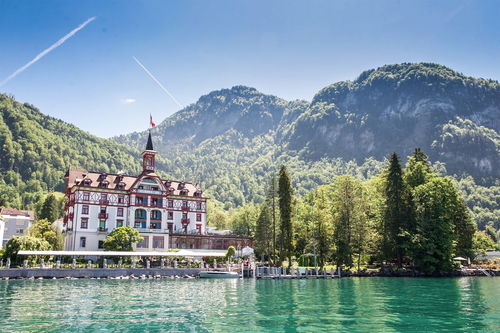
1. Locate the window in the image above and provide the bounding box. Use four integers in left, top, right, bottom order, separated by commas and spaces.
80, 237, 86, 248
118, 195, 125, 203
167, 211, 173, 220
116, 220, 123, 228
168, 200, 173, 208
151, 186, 158, 191
196, 224, 202, 234
82, 205, 89, 214
150, 222, 161, 229
100, 206, 107, 214
167, 223, 173, 233
16, 228, 24, 234
98, 182, 108, 188
98, 240, 104, 249
182, 213, 188, 219
101, 193, 107, 200
137, 236, 148, 248
182, 201, 188, 208
136, 196, 147, 205
135, 209, 147, 219
117, 208, 124, 217
196, 213, 202, 222
150, 210, 161, 220
138, 185, 144, 190
197, 202, 202, 210
81, 218, 88, 229
99, 220, 106, 229
153, 237, 164, 249
83, 192, 90, 201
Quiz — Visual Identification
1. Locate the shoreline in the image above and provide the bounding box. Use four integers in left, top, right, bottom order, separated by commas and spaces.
0, 267, 498, 280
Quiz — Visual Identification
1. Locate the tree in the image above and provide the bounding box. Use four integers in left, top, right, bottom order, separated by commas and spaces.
413, 178, 457, 273
382, 153, 415, 267
25, 218, 64, 250
278, 166, 294, 267
452, 198, 476, 260
266, 176, 280, 260
485, 226, 498, 243
225, 246, 236, 262
473, 231, 498, 258
103, 226, 142, 251
229, 203, 258, 237
313, 186, 334, 269
3, 235, 51, 265
39, 194, 59, 222
254, 204, 273, 261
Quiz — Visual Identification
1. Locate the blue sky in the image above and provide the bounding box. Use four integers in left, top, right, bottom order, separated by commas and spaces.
1, 0, 499, 138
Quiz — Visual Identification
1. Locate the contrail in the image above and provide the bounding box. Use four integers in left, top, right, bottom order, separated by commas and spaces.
132, 56, 183, 108
0, 17, 96, 87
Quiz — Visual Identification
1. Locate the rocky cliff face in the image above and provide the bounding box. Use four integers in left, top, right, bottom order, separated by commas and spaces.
114, 63, 499, 181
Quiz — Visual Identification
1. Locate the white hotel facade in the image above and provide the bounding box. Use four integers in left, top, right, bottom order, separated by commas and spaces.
63, 133, 209, 252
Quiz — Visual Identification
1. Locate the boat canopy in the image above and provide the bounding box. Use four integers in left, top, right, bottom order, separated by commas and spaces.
17, 249, 227, 257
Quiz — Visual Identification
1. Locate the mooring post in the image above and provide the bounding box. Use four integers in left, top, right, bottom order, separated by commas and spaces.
146, 260, 150, 269
72, 259, 76, 269
132, 258, 136, 268
338, 266, 341, 278
330, 268, 334, 278
118, 259, 123, 269
103, 258, 107, 268
40, 259, 45, 269
174, 260, 178, 269
160, 258, 165, 269
323, 267, 326, 278
23, 260, 28, 269
87, 260, 92, 269
56, 260, 61, 269
6, 258, 11, 269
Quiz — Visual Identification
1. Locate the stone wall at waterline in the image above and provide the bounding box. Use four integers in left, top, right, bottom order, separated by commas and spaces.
0, 268, 202, 279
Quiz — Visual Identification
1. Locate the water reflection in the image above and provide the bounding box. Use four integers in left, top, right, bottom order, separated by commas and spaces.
0, 278, 498, 332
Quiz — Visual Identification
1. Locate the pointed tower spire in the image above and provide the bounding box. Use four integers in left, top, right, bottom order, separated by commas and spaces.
142, 131, 156, 173
146, 131, 154, 151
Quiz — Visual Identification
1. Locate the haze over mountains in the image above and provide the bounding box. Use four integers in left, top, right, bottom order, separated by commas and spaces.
0, 63, 498, 228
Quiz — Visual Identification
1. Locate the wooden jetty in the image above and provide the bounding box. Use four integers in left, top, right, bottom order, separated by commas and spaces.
254, 266, 341, 279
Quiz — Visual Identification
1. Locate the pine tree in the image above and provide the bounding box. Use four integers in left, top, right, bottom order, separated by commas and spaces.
254, 204, 273, 261
383, 153, 414, 267
39, 194, 59, 222
278, 165, 294, 267
266, 176, 280, 263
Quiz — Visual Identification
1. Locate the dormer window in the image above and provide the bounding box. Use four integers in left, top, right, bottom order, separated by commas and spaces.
116, 182, 126, 190
98, 180, 109, 188
178, 182, 185, 190
82, 178, 92, 186
98, 173, 107, 181
180, 189, 189, 196
165, 181, 171, 188
194, 190, 202, 197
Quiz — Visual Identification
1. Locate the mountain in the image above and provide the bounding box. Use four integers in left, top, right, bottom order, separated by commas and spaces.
114, 63, 499, 229
283, 63, 499, 180
0, 94, 166, 208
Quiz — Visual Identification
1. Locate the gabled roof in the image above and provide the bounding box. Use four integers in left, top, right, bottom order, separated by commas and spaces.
66, 169, 205, 197
0, 208, 34, 219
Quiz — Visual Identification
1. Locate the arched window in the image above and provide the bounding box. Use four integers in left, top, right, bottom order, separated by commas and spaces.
135, 209, 147, 220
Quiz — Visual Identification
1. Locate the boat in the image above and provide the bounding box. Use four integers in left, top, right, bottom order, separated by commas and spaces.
198, 271, 240, 278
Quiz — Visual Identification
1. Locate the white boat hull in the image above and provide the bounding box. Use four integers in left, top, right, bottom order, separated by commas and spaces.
198, 271, 240, 279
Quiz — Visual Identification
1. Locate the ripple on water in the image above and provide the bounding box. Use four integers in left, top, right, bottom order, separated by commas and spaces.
0, 277, 499, 332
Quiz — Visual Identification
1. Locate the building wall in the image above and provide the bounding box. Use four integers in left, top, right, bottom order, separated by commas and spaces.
1, 214, 33, 247
0, 220, 5, 249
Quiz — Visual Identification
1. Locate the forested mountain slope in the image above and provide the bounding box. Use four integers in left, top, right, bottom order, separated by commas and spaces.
0, 94, 158, 208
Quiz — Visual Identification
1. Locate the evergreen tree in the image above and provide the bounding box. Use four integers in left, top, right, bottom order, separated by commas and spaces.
452, 198, 476, 259
39, 194, 59, 222
278, 166, 294, 267
382, 153, 414, 267
313, 187, 334, 269
266, 176, 280, 262
254, 204, 273, 261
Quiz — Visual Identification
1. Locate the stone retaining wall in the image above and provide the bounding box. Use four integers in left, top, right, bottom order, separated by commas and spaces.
0, 268, 202, 279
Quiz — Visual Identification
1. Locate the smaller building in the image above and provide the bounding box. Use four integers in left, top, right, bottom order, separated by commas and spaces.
0, 216, 4, 249
0, 208, 34, 247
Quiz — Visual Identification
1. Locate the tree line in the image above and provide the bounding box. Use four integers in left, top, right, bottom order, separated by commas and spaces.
234, 149, 498, 274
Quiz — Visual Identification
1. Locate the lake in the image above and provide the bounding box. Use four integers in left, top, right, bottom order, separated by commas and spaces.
0, 277, 499, 332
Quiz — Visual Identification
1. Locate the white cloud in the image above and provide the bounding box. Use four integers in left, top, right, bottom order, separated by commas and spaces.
121, 98, 136, 104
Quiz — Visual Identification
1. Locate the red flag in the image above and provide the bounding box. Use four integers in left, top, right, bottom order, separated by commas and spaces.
150, 114, 156, 128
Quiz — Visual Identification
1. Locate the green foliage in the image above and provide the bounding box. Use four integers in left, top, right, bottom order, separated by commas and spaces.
225, 246, 236, 262
473, 231, 498, 257
229, 203, 259, 236
3, 235, 51, 265
278, 166, 294, 266
103, 227, 143, 251
25, 218, 64, 250
39, 194, 59, 222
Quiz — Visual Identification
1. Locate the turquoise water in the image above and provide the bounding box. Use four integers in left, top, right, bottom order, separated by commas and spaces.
0, 277, 499, 332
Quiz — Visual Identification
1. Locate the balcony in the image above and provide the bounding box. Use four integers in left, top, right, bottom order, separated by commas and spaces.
181, 206, 190, 212
135, 228, 167, 234
135, 202, 148, 207
97, 227, 108, 233
181, 218, 190, 225
150, 203, 163, 208
98, 213, 108, 219
99, 200, 109, 205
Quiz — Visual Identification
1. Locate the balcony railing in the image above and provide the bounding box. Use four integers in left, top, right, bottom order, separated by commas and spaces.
99, 200, 109, 205
150, 203, 163, 208
181, 206, 190, 212
135, 202, 148, 207
181, 218, 190, 225
97, 227, 108, 233
135, 228, 167, 234
150, 217, 162, 221
98, 213, 108, 219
